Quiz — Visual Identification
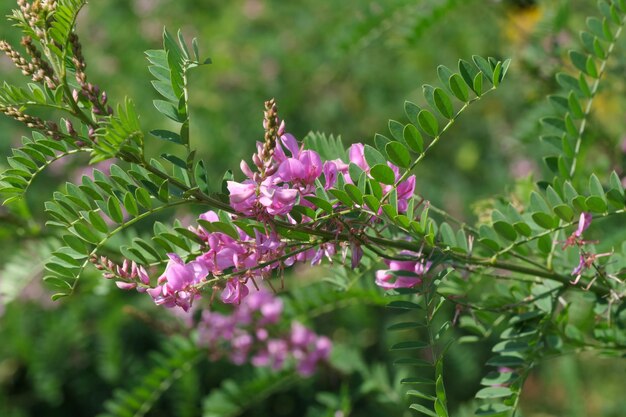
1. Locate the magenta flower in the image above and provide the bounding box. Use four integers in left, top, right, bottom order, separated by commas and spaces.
375, 252, 430, 290
277, 158, 305, 182
280, 133, 301, 157
562, 212, 593, 249
227, 180, 258, 215
323, 161, 339, 189
258, 183, 298, 215
146, 254, 208, 311
160, 254, 207, 292
221, 278, 250, 304
574, 212, 592, 238
348, 143, 369, 172
297, 150, 323, 184
396, 174, 416, 212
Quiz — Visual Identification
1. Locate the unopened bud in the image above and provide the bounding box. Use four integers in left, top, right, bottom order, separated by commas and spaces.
65, 119, 75, 135
277, 120, 285, 136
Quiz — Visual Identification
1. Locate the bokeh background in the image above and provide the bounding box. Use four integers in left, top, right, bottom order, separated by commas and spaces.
1, 0, 625, 416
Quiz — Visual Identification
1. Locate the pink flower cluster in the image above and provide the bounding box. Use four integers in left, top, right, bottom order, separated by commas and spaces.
197, 290, 331, 376
227, 133, 416, 220
110, 130, 424, 310
565, 212, 612, 287
375, 250, 431, 290
142, 210, 360, 311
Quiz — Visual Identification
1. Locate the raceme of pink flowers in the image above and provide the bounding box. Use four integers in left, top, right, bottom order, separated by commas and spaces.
197, 289, 331, 376
110, 131, 425, 312
227, 134, 416, 220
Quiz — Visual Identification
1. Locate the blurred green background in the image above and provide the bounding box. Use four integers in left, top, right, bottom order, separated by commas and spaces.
1, 0, 625, 416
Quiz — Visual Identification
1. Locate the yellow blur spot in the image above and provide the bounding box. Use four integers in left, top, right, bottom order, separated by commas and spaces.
504, 5, 543, 45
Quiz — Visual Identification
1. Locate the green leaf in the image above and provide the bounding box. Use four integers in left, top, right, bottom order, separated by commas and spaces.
73, 222, 101, 244
449, 73, 469, 102
88, 211, 109, 233
609, 171, 624, 196
304, 196, 334, 213
418, 109, 439, 136
588, 173, 605, 197
388, 120, 405, 141
404, 101, 421, 125
437, 65, 455, 92
390, 341, 429, 350
556, 73, 583, 95
553, 204, 574, 221
387, 321, 424, 331
363, 145, 386, 167
150, 129, 183, 144
587, 16, 611, 41
406, 390, 436, 401
402, 377, 435, 385
475, 387, 512, 399
585, 195, 607, 212
474, 404, 512, 416
492, 61, 503, 87
344, 184, 363, 205
409, 404, 438, 417
374, 133, 391, 151
486, 355, 526, 367
480, 371, 517, 386
472, 55, 494, 83
385, 142, 411, 168
363, 195, 380, 213
473, 73, 483, 95
433, 87, 454, 119
107, 197, 124, 223
458, 59, 479, 91
403, 124, 424, 153
153, 100, 183, 123
370, 164, 396, 185
532, 212, 557, 229
328, 189, 353, 207
569, 51, 597, 77
493, 221, 517, 241
135, 188, 152, 209
123, 192, 139, 216
439, 222, 457, 247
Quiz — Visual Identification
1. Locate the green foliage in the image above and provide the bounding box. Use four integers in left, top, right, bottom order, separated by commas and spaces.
202, 369, 295, 417
97, 336, 200, 417
0, 131, 86, 204
1, 1, 626, 417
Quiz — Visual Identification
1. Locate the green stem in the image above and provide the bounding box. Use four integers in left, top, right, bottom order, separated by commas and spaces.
382, 86, 497, 203
569, 15, 626, 178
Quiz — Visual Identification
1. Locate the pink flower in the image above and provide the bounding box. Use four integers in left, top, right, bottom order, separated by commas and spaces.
227, 180, 258, 215
281, 133, 301, 157
396, 175, 416, 212
375, 252, 430, 290
574, 212, 592, 238
348, 143, 368, 172
323, 161, 339, 189
298, 150, 323, 184
258, 183, 298, 215
221, 278, 250, 304
277, 158, 305, 182
160, 254, 207, 292
562, 212, 593, 249
145, 254, 208, 311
